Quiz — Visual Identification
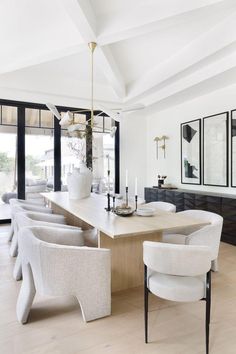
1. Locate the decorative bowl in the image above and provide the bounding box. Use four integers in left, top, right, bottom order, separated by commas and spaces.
114, 206, 134, 217
136, 207, 156, 217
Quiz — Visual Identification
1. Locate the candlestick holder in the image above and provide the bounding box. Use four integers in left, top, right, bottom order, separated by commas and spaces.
105, 169, 111, 212
112, 195, 115, 211
125, 186, 129, 207
135, 195, 138, 211
105, 192, 111, 212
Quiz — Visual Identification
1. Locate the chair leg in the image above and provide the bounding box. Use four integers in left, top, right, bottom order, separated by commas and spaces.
7, 222, 14, 242
76, 291, 111, 322
9, 232, 18, 257
205, 270, 211, 354
16, 263, 36, 324
144, 264, 149, 343
13, 255, 22, 281
211, 259, 218, 272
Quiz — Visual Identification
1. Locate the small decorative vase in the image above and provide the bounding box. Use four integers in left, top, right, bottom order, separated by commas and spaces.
67, 164, 93, 200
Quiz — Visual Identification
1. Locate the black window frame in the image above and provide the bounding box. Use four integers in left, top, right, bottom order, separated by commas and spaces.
0, 99, 120, 223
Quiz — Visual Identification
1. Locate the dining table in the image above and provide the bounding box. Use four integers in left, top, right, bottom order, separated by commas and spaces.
42, 192, 209, 293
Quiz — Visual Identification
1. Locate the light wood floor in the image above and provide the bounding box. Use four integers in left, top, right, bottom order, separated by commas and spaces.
0, 225, 235, 354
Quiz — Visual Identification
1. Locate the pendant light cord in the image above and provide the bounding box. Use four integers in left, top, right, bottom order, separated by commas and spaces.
88, 42, 97, 128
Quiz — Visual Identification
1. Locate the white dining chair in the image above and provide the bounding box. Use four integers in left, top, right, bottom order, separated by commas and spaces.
162, 210, 223, 271
13, 211, 85, 280
9, 208, 65, 257
143, 241, 212, 354
144, 201, 176, 213
17, 226, 111, 324
8, 199, 52, 243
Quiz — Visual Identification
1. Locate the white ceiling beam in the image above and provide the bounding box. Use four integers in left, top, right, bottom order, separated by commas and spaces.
146, 66, 236, 114
141, 46, 236, 107
0, 86, 120, 110
60, 0, 125, 99
0, 43, 86, 75
125, 10, 236, 103
98, 0, 226, 45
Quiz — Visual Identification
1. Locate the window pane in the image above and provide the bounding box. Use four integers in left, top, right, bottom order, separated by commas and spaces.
92, 133, 115, 194
0, 125, 17, 220
104, 116, 112, 131
74, 113, 86, 125
2, 106, 17, 125
25, 128, 54, 202
41, 110, 54, 128
93, 115, 104, 132
25, 108, 40, 127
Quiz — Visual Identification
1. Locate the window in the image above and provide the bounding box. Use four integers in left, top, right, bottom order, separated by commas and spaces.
1, 106, 17, 125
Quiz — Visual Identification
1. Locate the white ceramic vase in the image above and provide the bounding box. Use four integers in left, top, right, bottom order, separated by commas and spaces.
67, 164, 93, 200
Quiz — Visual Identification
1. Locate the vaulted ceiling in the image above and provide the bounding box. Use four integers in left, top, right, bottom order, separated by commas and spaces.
0, 0, 236, 112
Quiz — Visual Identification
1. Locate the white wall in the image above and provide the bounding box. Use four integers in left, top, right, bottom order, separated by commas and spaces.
146, 84, 236, 195
120, 111, 147, 198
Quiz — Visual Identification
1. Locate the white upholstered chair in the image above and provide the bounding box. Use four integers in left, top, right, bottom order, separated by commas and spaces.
145, 201, 176, 213
17, 226, 111, 323
162, 210, 223, 271
143, 241, 212, 354
13, 211, 85, 280
9, 208, 64, 257
8, 199, 52, 243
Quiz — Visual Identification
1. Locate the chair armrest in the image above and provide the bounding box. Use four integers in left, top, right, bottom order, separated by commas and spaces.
29, 226, 85, 246
27, 211, 66, 224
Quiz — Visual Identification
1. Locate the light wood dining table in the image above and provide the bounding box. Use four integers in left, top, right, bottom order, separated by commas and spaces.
42, 192, 209, 293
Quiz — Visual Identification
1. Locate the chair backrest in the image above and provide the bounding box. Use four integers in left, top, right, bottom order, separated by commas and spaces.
145, 201, 176, 213
18, 210, 65, 224
15, 212, 71, 231
11, 204, 52, 215
179, 210, 223, 260
143, 241, 212, 277
18, 226, 109, 295
9, 198, 45, 207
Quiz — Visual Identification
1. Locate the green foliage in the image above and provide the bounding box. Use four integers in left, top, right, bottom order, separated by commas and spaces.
0, 152, 14, 173
25, 155, 42, 177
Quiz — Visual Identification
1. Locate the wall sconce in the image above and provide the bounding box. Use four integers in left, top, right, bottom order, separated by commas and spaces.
154, 135, 169, 159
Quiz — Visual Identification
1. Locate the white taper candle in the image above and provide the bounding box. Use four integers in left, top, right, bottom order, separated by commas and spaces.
135, 177, 138, 195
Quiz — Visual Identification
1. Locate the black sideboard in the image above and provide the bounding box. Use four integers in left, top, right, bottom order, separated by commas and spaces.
144, 187, 236, 245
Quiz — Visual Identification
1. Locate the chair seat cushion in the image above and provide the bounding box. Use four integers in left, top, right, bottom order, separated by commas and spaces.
162, 234, 187, 244
148, 271, 206, 302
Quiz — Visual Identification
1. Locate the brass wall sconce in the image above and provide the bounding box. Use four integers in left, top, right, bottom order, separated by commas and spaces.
154, 135, 169, 159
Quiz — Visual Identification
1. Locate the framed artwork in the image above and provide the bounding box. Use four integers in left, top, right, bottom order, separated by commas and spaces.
203, 112, 228, 187
231, 110, 236, 187
181, 119, 201, 185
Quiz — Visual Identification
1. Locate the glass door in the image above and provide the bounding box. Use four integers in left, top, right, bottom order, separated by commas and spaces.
0, 106, 17, 220
25, 108, 54, 204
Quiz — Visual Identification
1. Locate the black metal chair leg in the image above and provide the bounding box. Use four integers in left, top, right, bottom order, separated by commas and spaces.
144, 264, 149, 343
206, 270, 211, 354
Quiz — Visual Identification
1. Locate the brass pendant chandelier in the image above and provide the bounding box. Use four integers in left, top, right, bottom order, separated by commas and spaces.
46, 42, 117, 138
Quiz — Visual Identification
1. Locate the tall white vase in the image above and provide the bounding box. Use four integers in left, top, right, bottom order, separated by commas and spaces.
67, 164, 93, 200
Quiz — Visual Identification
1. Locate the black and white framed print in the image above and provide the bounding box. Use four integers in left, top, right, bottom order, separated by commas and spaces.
203, 112, 229, 187
181, 119, 201, 185
231, 110, 236, 187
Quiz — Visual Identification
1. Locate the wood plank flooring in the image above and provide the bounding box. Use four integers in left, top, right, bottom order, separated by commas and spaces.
0, 225, 235, 354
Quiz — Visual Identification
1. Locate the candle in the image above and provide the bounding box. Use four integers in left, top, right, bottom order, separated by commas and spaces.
135, 177, 138, 196
107, 154, 110, 171
125, 169, 128, 187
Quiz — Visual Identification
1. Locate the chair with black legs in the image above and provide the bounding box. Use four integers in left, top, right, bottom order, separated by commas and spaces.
143, 241, 212, 354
